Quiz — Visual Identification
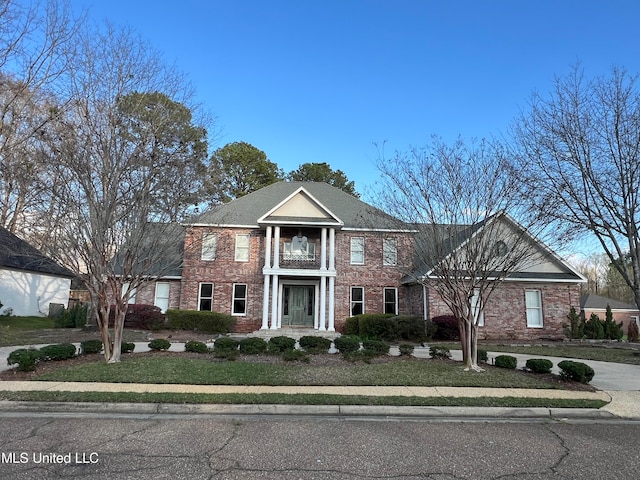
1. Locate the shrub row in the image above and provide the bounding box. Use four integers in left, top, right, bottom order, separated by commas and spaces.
108, 304, 166, 330
493, 355, 595, 384
166, 309, 235, 334
344, 314, 426, 342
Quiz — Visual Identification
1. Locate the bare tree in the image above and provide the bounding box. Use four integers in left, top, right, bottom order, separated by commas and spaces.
512, 64, 640, 312
43, 22, 209, 363
571, 253, 609, 295
0, 0, 80, 234
376, 137, 553, 371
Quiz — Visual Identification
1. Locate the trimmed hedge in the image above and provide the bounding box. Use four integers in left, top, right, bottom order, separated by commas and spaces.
298, 336, 332, 353
477, 349, 488, 363
148, 338, 171, 351
558, 360, 595, 384
80, 340, 103, 355
121, 342, 136, 353
239, 337, 268, 354
362, 339, 389, 356
166, 309, 236, 334
334, 336, 361, 353
429, 345, 451, 359
494, 355, 518, 369
268, 336, 296, 353
343, 314, 425, 342
399, 343, 414, 356
214, 337, 239, 351
185, 340, 209, 353
39, 343, 77, 361
7, 348, 42, 371
526, 358, 553, 374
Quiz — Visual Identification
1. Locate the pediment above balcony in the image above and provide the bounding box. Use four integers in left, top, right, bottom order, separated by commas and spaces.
258, 187, 344, 227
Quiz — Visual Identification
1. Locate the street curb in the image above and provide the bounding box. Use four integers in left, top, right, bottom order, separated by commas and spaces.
0, 400, 619, 420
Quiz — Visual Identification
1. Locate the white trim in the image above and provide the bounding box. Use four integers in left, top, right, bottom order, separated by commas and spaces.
183, 223, 258, 228
257, 186, 344, 226
350, 236, 365, 265
154, 282, 170, 313
350, 286, 365, 316
383, 287, 398, 315
234, 234, 250, 262
232, 283, 248, 316
342, 227, 418, 233
525, 289, 543, 328
198, 282, 214, 311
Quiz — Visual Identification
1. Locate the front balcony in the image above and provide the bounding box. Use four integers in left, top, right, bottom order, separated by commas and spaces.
279, 251, 321, 269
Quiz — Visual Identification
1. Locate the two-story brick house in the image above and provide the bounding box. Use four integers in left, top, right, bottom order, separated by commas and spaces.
128, 181, 585, 339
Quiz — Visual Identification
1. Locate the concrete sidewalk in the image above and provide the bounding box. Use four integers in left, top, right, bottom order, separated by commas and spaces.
1, 342, 639, 420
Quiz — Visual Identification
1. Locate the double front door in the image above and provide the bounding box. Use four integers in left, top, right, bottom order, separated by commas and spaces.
283, 284, 315, 326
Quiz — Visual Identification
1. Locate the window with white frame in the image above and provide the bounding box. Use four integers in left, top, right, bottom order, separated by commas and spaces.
154, 282, 170, 313
350, 237, 364, 264
198, 283, 213, 311
383, 287, 398, 315
351, 287, 364, 316
235, 234, 250, 262
525, 290, 543, 327
383, 238, 397, 266
232, 284, 247, 315
201, 232, 218, 260
471, 288, 484, 327
122, 282, 136, 304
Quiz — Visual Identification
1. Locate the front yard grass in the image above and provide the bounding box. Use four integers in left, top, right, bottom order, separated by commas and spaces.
26, 355, 579, 390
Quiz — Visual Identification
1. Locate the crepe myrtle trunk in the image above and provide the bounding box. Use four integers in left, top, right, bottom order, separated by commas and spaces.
458, 310, 483, 372
92, 286, 127, 363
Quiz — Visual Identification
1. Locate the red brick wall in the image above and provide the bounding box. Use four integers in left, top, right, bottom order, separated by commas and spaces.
426, 282, 582, 340
132, 280, 181, 310
582, 308, 640, 335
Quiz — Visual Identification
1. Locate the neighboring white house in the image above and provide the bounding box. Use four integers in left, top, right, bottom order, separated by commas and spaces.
0, 227, 74, 316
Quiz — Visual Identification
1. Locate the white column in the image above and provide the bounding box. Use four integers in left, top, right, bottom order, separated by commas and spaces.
270, 274, 279, 329
328, 276, 335, 331
320, 227, 327, 271
261, 226, 272, 329
329, 228, 336, 270
273, 226, 280, 269
319, 275, 327, 331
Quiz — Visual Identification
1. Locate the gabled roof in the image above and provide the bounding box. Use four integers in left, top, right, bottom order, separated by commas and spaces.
580, 293, 639, 311
406, 213, 585, 284
0, 227, 75, 278
187, 181, 407, 230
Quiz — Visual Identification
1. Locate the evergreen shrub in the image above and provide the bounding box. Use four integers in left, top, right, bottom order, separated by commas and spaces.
39, 343, 77, 361
239, 337, 268, 354
432, 315, 460, 340
80, 340, 103, 355
121, 342, 136, 353
268, 336, 296, 353
166, 309, 236, 333
334, 335, 360, 353
399, 343, 415, 356
429, 345, 451, 359
148, 338, 171, 351
185, 340, 209, 353
526, 358, 553, 374
7, 348, 42, 372
558, 360, 595, 384
298, 336, 332, 353
494, 355, 518, 369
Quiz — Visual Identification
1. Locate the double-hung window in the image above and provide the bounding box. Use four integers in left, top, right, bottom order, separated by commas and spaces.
232, 284, 247, 315
198, 283, 214, 311
154, 282, 170, 313
122, 282, 136, 304
383, 287, 398, 315
525, 290, 543, 327
350, 237, 364, 265
383, 238, 397, 266
351, 287, 364, 316
201, 233, 218, 260
235, 234, 250, 262
471, 288, 484, 327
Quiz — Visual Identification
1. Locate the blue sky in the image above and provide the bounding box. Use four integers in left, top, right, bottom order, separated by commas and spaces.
67, 0, 640, 208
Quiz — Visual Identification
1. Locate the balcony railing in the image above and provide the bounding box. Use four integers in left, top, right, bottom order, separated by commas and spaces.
279, 251, 320, 269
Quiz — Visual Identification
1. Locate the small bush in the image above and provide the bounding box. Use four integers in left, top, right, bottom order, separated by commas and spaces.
558, 360, 595, 384
39, 343, 77, 361
166, 309, 235, 334
395, 315, 427, 342
282, 349, 310, 363
432, 315, 460, 340
268, 336, 296, 353
185, 340, 209, 353
362, 339, 389, 356
80, 340, 103, 355
298, 336, 332, 353
477, 349, 488, 363
239, 337, 268, 354
526, 358, 553, 374
343, 316, 360, 336
7, 348, 42, 372
214, 337, 239, 352
333, 335, 361, 354
628, 321, 639, 343
429, 345, 451, 359
55, 303, 88, 328
121, 342, 136, 353
124, 304, 166, 330
494, 355, 518, 369
148, 338, 171, 351
399, 343, 414, 356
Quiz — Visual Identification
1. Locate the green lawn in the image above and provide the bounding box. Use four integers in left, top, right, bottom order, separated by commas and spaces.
437, 342, 640, 365
32, 355, 575, 390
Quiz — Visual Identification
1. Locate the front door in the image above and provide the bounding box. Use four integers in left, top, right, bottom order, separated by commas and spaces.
283, 285, 314, 326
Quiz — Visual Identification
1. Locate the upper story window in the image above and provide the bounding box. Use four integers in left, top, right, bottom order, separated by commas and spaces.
235, 234, 250, 262
383, 238, 397, 266
525, 290, 543, 328
201, 233, 218, 260
350, 237, 364, 265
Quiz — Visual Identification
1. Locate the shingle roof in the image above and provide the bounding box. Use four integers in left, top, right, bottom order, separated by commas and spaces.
580, 293, 639, 311
0, 227, 75, 278
188, 181, 406, 230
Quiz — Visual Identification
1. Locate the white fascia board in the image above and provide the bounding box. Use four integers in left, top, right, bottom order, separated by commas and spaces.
185, 223, 259, 229
342, 227, 418, 233
421, 273, 586, 284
